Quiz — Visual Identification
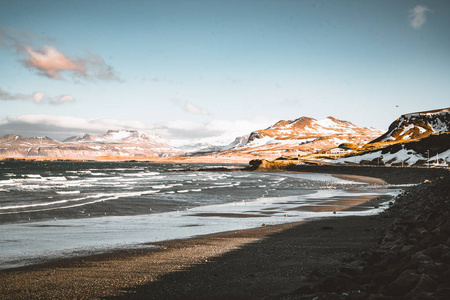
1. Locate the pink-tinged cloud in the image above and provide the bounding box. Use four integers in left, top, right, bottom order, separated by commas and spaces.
1, 28, 121, 81
24, 46, 85, 79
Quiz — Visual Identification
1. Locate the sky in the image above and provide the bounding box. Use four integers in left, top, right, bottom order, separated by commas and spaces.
1, 0, 449, 145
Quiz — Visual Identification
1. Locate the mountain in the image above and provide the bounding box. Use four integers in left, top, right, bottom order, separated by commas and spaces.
0, 135, 61, 157
369, 108, 450, 144
335, 108, 450, 166
216, 116, 384, 158
0, 130, 179, 158
181, 134, 250, 155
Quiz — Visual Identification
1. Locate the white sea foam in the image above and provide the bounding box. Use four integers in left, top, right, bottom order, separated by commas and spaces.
152, 185, 172, 189
25, 174, 42, 178
56, 191, 81, 195
46, 176, 67, 181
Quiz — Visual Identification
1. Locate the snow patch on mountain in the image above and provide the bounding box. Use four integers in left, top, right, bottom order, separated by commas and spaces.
333, 148, 449, 167
371, 107, 450, 144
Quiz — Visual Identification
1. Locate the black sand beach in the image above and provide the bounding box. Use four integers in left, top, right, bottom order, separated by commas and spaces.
0, 166, 448, 299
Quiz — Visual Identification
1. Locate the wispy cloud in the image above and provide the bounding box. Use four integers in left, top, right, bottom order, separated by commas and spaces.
0, 88, 29, 101
0, 28, 121, 81
183, 101, 209, 115
0, 115, 148, 140
409, 5, 431, 29
149, 117, 273, 141
0, 88, 75, 105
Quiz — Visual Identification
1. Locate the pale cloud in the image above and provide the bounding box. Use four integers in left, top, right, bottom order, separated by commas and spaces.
1, 88, 75, 105
0, 28, 121, 81
57, 95, 75, 103
150, 117, 274, 142
183, 102, 209, 115
0, 114, 273, 144
32, 92, 46, 103
409, 5, 431, 29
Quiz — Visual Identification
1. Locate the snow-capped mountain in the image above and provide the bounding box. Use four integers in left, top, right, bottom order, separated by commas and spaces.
64, 130, 166, 145
170, 132, 250, 155
217, 116, 384, 158
369, 108, 450, 144
0, 135, 61, 157
185, 135, 250, 155
333, 107, 450, 166
0, 130, 179, 158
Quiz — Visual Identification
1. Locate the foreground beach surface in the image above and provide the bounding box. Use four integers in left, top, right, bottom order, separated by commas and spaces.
0, 166, 449, 299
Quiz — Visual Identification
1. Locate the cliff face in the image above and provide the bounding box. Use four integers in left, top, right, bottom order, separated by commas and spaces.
0, 130, 180, 158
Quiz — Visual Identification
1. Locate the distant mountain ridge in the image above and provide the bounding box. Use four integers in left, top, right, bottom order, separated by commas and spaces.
0, 130, 179, 158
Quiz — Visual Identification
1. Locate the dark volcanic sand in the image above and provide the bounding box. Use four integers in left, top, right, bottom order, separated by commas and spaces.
0, 216, 389, 300
0, 166, 448, 300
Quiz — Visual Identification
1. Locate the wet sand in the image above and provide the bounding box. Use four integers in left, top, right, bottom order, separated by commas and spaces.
331, 174, 387, 185
0, 215, 391, 300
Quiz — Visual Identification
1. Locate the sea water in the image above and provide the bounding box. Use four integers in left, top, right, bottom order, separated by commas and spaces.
0, 160, 402, 269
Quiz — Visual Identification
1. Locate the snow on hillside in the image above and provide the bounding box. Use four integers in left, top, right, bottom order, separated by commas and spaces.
171, 133, 250, 154
371, 107, 450, 144
216, 116, 384, 157
104, 130, 135, 140
333, 148, 449, 167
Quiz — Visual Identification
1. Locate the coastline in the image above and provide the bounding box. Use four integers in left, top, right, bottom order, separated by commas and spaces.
0, 155, 256, 164
0, 165, 448, 299
0, 216, 390, 300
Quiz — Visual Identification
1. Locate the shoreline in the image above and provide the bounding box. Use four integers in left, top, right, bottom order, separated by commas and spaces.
0, 155, 256, 164
0, 216, 391, 299
1, 165, 448, 299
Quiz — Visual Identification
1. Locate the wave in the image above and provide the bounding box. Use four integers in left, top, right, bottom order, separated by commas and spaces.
25, 174, 42, 178
56, 191, 81, 195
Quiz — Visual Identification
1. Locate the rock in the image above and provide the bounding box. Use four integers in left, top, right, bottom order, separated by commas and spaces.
316, 277, 337, 293
294, 285, 312, 294
386, 270, 420, 296
412, 274, 438, 293
411, 252, 433, 265
307, 269, 325, 282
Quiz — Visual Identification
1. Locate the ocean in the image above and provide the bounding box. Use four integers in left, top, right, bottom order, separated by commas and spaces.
0, 160, 402, 269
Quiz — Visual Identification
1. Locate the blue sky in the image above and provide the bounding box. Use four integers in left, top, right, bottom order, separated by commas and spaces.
1, 0, 449, 143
